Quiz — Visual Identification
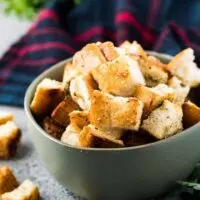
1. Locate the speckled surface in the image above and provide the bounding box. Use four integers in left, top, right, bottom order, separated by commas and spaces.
0, 106, 82, 200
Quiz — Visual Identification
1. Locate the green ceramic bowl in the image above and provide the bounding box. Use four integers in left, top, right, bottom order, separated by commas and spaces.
24, 52, 200, 200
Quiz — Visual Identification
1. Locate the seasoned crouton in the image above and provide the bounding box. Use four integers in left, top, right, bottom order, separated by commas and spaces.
0, 112, 13, 125
62, 61, 82, 90
135, 84, 175, 117
99, 41, 119, 61
0, 166, 18, 194
51, 97, 80, 127
90, 90, 143, 131
119, 41, 148, 59
70, 73, 98, 110
61, 124, 81, 146
141, 100, 183, 140
30, 78, 64, 117
137, 56, 168, 87
168, 76, 190, 105
183, 101, 200, 127
92, 55, 145, 97
69, 111, 90, 129
0, 121, 21, 159
79, 125, 124, 148
73, 43, 106, 74
166, 48, 200, 87
1, 179, 39, 200
42, 117, 65, 140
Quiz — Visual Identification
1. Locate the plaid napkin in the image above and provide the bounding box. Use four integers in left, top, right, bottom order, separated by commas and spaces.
0, 0, 200, 107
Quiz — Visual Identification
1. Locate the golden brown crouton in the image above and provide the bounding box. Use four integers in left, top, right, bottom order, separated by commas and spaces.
183, 101, 200, 127
90, 90, 144, 131
137, 55, 168, 87
0, 121, 21, 159
62, 61, 82, 90
30, 78, 64, 117
51, 97, 80, 127
0, 112, 13, 125
166, 48, 200, 87
70, 73, 98, 110
141, 100, 183, 140
1, 179, 39, 200
168, 76, 190, 105
73, 43, 106, 74
0, 166, 18, 195
99, 41, 119, 61
79, 125, 124, 148
42, 117, 65, 140
69, 111, 90, 129
135, 84, 175, 117
61, 124, 81, 146
92, 55, 145, 97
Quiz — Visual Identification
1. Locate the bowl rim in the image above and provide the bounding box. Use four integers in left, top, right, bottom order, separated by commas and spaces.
24, 51, 200, 152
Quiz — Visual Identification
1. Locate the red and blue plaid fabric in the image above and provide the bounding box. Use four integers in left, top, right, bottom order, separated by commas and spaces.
0, 0, 200, 107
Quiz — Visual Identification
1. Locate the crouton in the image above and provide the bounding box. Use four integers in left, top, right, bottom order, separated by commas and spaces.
141, 100, 183, 140
183, 101, 200, 127
135, 84, 175, 117
0, 166, 18, 195
73, 43, 106, 74
166, 48, 200, 87
61, 124, 81, 146
0, 112, 13, 125
79, 125, 124, 148
51, 97, 80, 127
92, 55, 145, 97
90, 90, 143, 131
1, 179, 39, 200
30, 78, 64, 117
42, 117, 65, 140
0, 121, 21, 159
119, 41, 148, 59
62, 61, 82, 90
99, 41, 119, 61
122, 131, 156, 147
69, 111, 90, 129
168, 76, 190, 105
70, 73, 98, 110
137, 55, 168, 87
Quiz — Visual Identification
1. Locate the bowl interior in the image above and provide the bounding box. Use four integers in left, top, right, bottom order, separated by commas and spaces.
24, 52, 200, 151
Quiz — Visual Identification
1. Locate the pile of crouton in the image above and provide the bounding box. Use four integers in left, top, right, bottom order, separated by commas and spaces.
30, 41, 200, 148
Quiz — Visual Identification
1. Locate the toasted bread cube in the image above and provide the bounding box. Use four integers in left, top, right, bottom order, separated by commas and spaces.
90, 90, 143, 131
30, 78, 64, 117
167, 48, 200, 87
79, 125, 124, 148
99, 41, 119, 61
135, 84, 175, 117
1, 179, 39, 200
119, 41, 148, 59
0, 166, 18, 194
0, 112, 13, 125
138, 56, 168, 87
92, 55, 145, 97
141, 100, 183, 140
51, 97, 80, 127
61, 124, 81, 146
183, 101, 200, 127
69, 111, 90, 129
168, 76, 190, 105
70, 73, 98, 110
42, 117, 65, 140
73, 43, 106, 74
62, 61, 82, 90
0, 121, 21, 159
